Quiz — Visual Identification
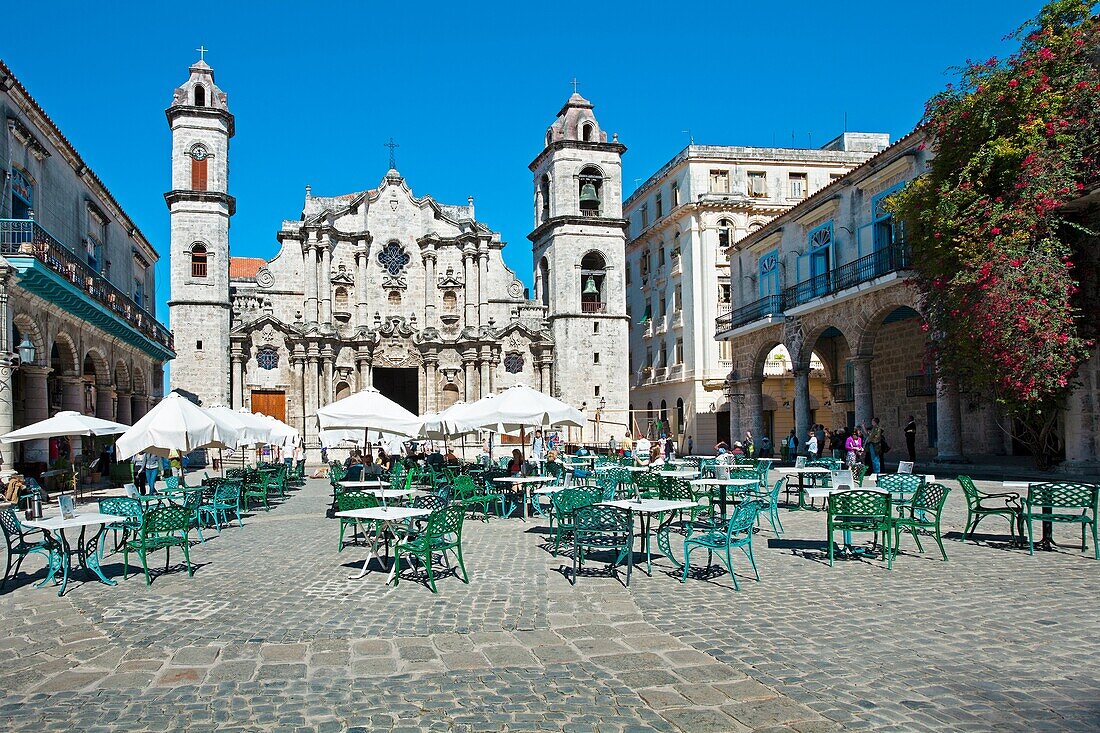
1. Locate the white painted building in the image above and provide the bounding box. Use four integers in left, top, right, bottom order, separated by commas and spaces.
624, 136, 887, 451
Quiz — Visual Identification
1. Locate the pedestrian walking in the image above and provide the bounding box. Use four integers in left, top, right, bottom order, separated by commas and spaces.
904, 415, 917, 462
867, 417, 884, 474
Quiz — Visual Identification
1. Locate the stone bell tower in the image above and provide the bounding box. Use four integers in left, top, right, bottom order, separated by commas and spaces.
528, 90, 630, 438
165, 53, 235, 406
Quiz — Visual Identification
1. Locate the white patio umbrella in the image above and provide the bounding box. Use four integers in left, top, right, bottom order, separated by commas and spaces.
259, 414, 300, 450
115, 393, 241, 460
460, 385, 584, 433
233, 408, 277, 447
418, 401, 478, 440
204, 405, 272, 447
316, 387, 421, 438
1, 411, 128, 443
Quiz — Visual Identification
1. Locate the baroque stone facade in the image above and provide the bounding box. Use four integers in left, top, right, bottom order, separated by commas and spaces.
168, 61, 625, 452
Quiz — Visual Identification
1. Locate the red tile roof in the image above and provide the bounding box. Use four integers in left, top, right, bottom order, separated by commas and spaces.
229, 257, 266, 279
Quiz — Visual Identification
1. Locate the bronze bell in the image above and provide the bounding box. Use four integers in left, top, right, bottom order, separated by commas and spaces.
583, 276, 600, 295
580, 182, 599, 203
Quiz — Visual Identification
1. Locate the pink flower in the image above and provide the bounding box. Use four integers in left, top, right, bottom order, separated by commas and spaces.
991, 227, 1001, 235
1037, 48, 1054, 61
1008, 79, 1019, 88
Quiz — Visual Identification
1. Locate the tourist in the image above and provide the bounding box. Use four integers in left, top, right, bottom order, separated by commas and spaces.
867, 417, 884, 474
362, 454, 384, 477
635, 434, 652, 465
507, 448, 526, 477
377, 446, 390, 470
686, 435, 694, 456
142, 451, 161, 492
904, 415, 917, 462
426, 446, 445, 469
760, 434, 773, 458
444, 448, 460, 466
814, 424, 826, 458
650, 442, 662, 465
608, 435, 619, 455
786, 430, 798, 460
664, 435, 675, 461
531, 430, 545, 461
806, 429, 819, 458
743, 431, 755, 458
846, 428, 865, 469
732, 441, 745, 457
477, 443, 491, 466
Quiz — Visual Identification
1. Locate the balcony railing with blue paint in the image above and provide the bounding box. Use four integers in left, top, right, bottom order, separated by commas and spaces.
715, 243, 911, 336
0, 219, 174, 352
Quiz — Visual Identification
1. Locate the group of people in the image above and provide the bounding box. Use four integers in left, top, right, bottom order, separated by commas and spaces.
768, 415, 915, 473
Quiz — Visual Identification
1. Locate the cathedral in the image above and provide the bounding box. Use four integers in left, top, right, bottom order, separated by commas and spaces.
166, 58, 629, 453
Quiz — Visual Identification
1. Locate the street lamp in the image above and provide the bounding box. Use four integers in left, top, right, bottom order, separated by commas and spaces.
17, 335, 35, 365
595, 396, 607, 448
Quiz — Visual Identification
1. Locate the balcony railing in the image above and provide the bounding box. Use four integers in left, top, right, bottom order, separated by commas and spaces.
581, 300, 606, 313
832, 382, 855, 403
783, 244, 910, 310
716, 294, 783, 334
906, 373, 936, 397
0, 219, 174, 352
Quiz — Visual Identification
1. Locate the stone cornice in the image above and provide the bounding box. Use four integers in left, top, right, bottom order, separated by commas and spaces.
528, 140, 627, 172
164, 190, 237, 216
165, 104, 236, 137
527, 215, 628, 242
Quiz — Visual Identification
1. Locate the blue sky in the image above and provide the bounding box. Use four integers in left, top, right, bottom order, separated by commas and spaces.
4, 0, 1044, 330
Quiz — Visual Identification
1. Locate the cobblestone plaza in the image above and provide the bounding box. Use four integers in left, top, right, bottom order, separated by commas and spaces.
1, 477, 1097, 732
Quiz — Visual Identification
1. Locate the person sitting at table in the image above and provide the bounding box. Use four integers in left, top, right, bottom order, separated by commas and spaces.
425, 446, 445, 469
649, 443, 663, 466
507, 449, 526, 477
444, 448, 460, 466
732, 441, 745, 457
716, 447, 735, 465
361, 453, 384, 478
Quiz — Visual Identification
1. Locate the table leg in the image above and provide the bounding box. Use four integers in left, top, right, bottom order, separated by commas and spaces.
78, 524, 116, 586
1037, 505, 1055, 551
352, 520, 387, 579
36, 529, 66, 591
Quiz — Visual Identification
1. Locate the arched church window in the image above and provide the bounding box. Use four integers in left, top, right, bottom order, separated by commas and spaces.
388, 290, 402, 306
194, 84, 206, 107
334, 287, 349, 312
581, 123, 593, 142
579, 167, 602, 216
257, 347, 279, 370
539, 174, 550, 223
718, 219, 734, 249
504, 352, 525, 374
191, 244, 208, 278
442, 291, 458, 313
335, 381, 352, 401
538, 257, 550, 308
441, 383, 460, 409
580, 251, 606, 313
377, 241, 411, 276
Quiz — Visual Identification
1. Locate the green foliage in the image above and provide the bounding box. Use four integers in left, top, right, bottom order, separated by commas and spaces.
889, 0, 1099, 424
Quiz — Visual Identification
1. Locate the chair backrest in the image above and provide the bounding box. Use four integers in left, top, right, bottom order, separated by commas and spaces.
795, 455, 807, 468
164, 475, 180, 491
412, 494, 447, 513
830, 470, 854, 491
98, 497, 143, 526
726, 500, 762, 539
852, 464, 867, 487
214, 481, 241, 503
0, 508, 25, 547
573, 504, 631, 538
658, 477, 693, 503
141, 506, 191, 536
828, 489, 891, 519
767, 476, 786, 505
425, 504, 465, 538
957, 475, 980, 507
898, 461, 915, 474
807, 458, 842, 471
551, 487, 601, 515
876, 473, 925, 493
452, 475, 476, 496
911, 482, 951, 514
726, 468, 759, 484
337, 490, 377, 512
124, 483, 139, 499
1027, 482, 1099, 509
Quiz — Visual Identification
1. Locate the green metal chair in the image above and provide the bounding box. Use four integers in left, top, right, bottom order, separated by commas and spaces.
550, 487, 602, 555
891, 482, 951, 562
634, 471, 663, 499
123, 506, 195, 585
747, 477, 785, 536
337, 490, 379, 552
807, 458, 843, 471
0, 508, 52, 591
98, 497, 143, 558
570, 504, 633, 587
1023, 482, 1099, 559
393, 505, 468, 593
876, 473, 926, 506
180, 489, 206, 543
681, 500, 762, 590
958, 475, 1022, 541
827, 490, 893, 568
244, 473, 271, 512
200, 480, 244, 530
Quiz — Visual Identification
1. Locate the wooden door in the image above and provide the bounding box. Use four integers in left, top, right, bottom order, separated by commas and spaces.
250, 390, 286, 423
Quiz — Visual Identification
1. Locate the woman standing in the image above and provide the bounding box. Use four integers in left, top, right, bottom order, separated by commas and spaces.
845, 428, 865, 469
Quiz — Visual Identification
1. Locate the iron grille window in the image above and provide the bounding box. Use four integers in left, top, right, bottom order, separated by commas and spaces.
504, 352, 524, 374
377, 241, 410, 276
257, 347, 279, 370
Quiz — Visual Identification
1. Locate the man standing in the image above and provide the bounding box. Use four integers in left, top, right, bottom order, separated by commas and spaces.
531, 430, 545, 461
904, 415, 917, 463
867, 417, 884, 474
814, 424, 826, 458
608, 434, 619, 456
686, 435, 694, 456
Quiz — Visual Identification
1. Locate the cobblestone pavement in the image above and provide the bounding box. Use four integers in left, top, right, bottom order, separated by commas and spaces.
1, 475, 1097, 732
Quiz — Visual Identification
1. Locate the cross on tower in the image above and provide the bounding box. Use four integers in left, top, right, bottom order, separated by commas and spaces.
571, 77, 579, 94
384, 137, 399, 169
196, 45, 208, 62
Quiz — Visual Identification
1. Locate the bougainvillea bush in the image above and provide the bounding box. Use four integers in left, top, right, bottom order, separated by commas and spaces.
890, 0, 1100, 466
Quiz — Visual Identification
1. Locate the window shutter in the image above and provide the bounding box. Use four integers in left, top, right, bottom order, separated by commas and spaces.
191, 158, 208, 191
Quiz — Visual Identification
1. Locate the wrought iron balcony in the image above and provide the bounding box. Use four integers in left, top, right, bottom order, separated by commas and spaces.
0, 219, 174, 354
831, 382, 855, 403
715, 294, 783, 335
783, 243, 910, 310
906, 373, 937, 397
581, 300, 606, 313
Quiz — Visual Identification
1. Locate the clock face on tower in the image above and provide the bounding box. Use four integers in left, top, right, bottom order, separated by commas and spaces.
190, 145, 209, 161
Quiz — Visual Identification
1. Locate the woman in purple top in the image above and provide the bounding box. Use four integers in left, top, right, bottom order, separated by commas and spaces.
845, 430, 865, 469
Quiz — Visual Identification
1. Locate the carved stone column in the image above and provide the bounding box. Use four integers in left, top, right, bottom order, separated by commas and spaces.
356, 351, 371, 391
423, 251, 437, 329
479, 356, 490, 399
852, 356, 874, 429
21, 365, 50, 462
423, 354, 438, 414
321, 345, 335, 406
477, 251, 488, 326
539, 358, 552, 394
463, 251, 477, 324
61, 376, 84, 413
355, 240, 369, 327
793, 368, 811, 450
291, 349, 306, 436
935, 376, 965, 462
320, 234, 333, 326
463, 355, 477, 402
304, 240, 318, 324
96, 387, 115, 421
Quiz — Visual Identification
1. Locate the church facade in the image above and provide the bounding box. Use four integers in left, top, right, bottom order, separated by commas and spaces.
166, 59, 629, 452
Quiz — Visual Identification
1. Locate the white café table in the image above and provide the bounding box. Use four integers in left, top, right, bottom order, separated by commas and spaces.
339, 480, 391, 489
600, 498, 701, 575
336, 506, 432, 584
492, 476, 553, 519
23, 512, 125, 596
688, 478, 760, 521
775, 467, 831, 510
659, 470, 700, 479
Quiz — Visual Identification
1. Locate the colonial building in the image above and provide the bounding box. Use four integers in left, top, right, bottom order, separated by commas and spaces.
167, 60, 626, 452
714, 130, 1005, 462
624, 135, 888, 449
0, 60, 172, 471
